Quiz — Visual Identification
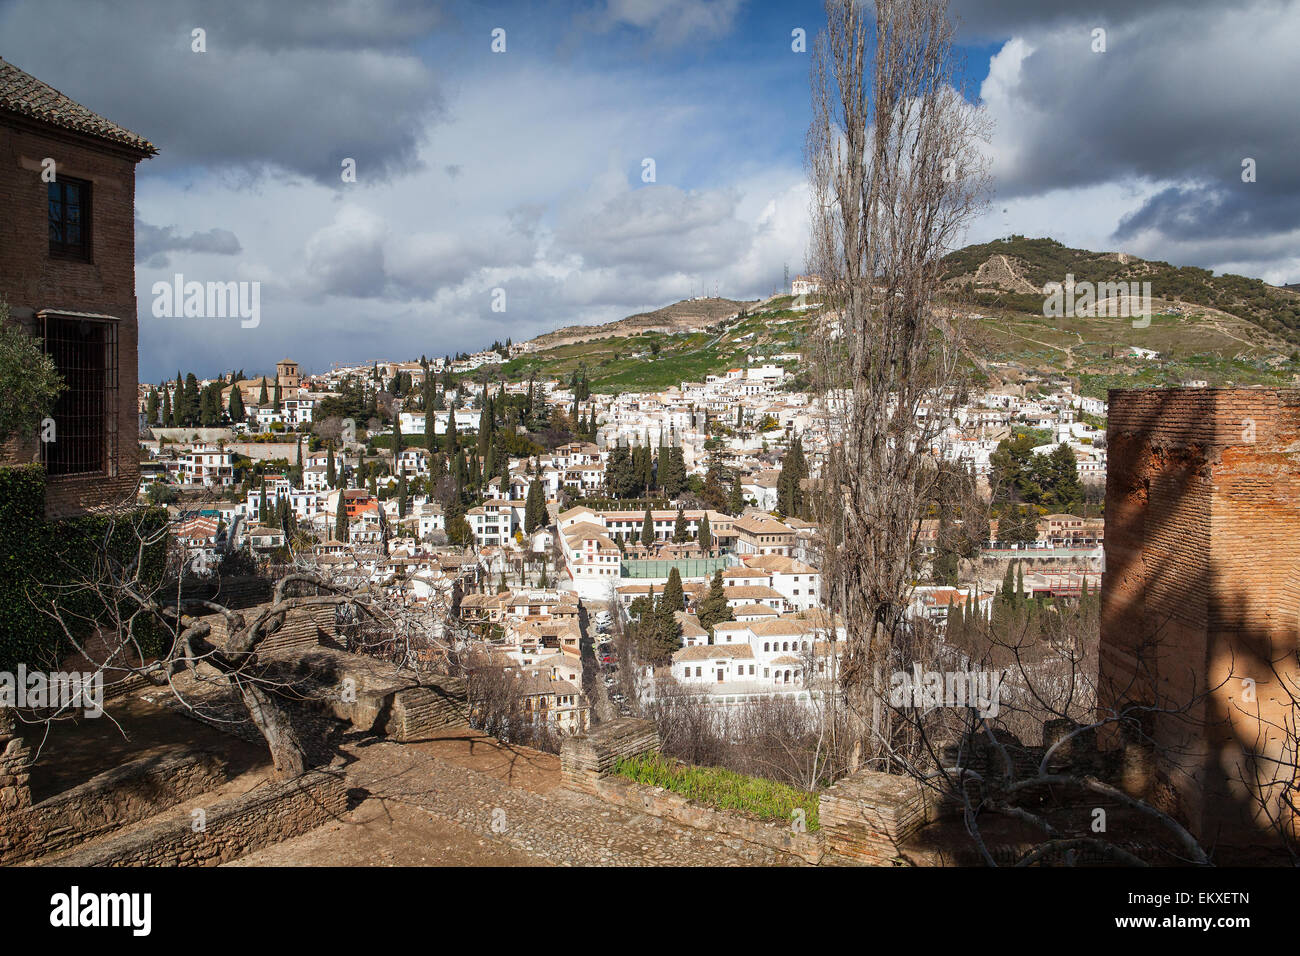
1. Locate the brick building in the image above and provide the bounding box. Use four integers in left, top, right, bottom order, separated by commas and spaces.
1101, 387, 1300, 860
0, 56, 156, 517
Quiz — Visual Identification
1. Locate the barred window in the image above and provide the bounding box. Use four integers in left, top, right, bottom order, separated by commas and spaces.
41, 315, 118, 477
49, 178, 93, 260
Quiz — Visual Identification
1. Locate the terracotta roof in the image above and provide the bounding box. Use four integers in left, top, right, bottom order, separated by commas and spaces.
731, 603, 779, 617
0, 57, 157, 154
674, 644, 755, 662
724, 585, 785, 600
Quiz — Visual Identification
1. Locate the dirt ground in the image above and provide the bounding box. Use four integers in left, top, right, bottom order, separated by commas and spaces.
403, 727, 561, 795
21, 694, 269, 802
231, 727, 561, 866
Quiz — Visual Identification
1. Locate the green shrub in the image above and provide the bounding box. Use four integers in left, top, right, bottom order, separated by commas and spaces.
613, 750, 819, 830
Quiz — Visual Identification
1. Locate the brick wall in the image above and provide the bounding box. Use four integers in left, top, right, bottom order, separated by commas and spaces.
559, 718, 661, 794
1101, 387, 1300, 858
0, 116, 148, 517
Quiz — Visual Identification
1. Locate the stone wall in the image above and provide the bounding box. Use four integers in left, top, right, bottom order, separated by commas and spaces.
560, 719, 821, 863
0, 708, 33, 815
40, 769, 347, 866
0, 709, 230, 865
819, 769, 938, 865
1101, 387, 1300, 858
560, 718, 661, 795
588, 773, 822, 864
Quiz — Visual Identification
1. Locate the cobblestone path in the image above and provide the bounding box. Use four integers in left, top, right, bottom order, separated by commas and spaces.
337, 739, 801, 866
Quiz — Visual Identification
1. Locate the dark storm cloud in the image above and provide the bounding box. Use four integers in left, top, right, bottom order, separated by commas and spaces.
0, 0, 445, 184
977, 0, 1300, 265
1113, 186, 1300, 244
135, 215, 241, 267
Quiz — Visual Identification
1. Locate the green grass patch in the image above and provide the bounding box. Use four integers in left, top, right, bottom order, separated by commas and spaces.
613, 750, 819, 830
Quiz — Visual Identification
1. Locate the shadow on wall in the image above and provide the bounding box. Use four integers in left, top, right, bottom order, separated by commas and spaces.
1099, 387, 1300, 864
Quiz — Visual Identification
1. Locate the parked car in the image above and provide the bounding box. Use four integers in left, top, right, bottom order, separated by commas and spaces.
601, 655, 616, 664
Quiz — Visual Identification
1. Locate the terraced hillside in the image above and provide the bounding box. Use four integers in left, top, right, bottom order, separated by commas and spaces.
493, 238, 1300, 399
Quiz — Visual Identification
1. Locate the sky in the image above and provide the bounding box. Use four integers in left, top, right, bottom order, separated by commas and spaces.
2, 0, 1297, 381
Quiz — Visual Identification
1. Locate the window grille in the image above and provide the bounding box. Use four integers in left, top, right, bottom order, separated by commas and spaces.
41, 314, 118, 477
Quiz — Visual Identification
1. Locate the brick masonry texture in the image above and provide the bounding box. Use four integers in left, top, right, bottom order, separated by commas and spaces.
819, 768, 937, 864
0, 111, 149, 516
1101, 387, 1300, 858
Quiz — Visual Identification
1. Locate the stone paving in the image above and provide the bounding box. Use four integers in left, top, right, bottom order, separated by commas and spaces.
332, 738, 802, 866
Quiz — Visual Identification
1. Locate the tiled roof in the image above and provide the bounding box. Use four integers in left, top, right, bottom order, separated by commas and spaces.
0, 57, 157, 154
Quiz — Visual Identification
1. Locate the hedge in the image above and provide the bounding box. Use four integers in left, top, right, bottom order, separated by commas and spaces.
0, 463, 170, 673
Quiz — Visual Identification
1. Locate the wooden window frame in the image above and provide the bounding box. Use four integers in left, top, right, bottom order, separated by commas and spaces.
48, 176, 94, 261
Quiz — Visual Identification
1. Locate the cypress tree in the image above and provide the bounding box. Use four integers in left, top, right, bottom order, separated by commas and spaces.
478, 396, 492, 457
698, 512, 712, 551
525, 480, 544, 534
640, 506, 654, 547
335, 490, 348, 542
326, 444, 337, 488
258, 377, 269, 406
661, 566, 685, 613
697, 569, 732, 633
1001, 561, 1016, 604
673, 506, 688, 543
258, 479, 268, 524
397, 467, 408, 519
446, 408, 459, 456
392, 412, 404, 456
729, 475, 744, 515
228, 382, 245, 422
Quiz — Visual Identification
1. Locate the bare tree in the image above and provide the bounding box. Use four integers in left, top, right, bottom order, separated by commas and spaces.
26, 501, 460, 779
807, 0, 990, 769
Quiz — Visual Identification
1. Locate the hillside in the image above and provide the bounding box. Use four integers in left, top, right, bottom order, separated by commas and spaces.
493, 238, 1300, 400
528, 297, 759, 350
942, 236, 1300, 342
